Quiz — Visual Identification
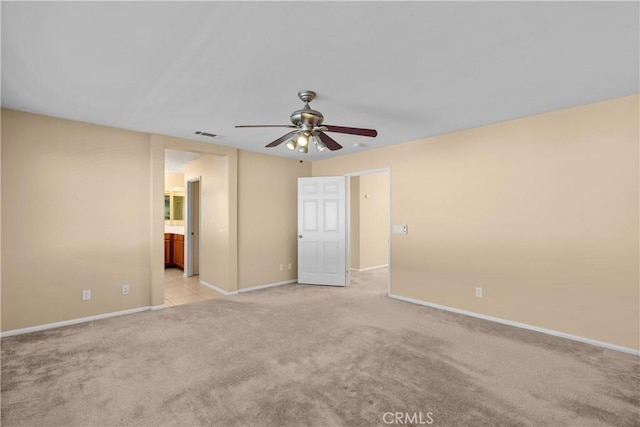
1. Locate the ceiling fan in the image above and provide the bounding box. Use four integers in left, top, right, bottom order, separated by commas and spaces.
235, 90, 377, 153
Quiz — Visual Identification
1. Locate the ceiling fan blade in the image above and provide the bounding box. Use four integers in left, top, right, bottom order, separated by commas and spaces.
323, 125, 377, 138
235, 125, 296, 129
266, 131, 298, 148
316, 132, 343, 151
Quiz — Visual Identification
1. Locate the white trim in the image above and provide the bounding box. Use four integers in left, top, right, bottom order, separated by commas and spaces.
200, 280, 239, 296
344, 168, 391, 177
389, 294, 640, 357
350, 264, 389, 272
150, 304, 166, 311
239, 279, 297, 293
0, 306, 153, 338
186, 177, 201, 278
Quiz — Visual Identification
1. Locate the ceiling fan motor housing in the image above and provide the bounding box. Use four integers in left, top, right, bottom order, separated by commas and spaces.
290, 90, 324, 131
290, 107, 324, 131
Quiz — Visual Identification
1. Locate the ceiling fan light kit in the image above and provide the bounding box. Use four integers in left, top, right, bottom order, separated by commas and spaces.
285, 132, 326, 153
235, 90, 377, 154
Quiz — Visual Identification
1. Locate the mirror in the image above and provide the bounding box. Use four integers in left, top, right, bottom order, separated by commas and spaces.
164, 190, 185, 223
173, 195, 184, 220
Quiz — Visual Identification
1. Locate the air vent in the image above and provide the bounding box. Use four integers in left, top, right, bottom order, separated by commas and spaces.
194, 130, 217, 138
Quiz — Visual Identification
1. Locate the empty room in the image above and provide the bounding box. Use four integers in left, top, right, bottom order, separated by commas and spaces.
1, 2, 638, 426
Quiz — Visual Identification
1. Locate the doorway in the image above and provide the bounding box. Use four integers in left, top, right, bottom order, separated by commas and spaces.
163, 149, 223, 307
153, 138, 238, 308
347, 170, 390, 295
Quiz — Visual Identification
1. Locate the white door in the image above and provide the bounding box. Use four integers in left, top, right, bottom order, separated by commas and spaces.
298, 176, 346, 286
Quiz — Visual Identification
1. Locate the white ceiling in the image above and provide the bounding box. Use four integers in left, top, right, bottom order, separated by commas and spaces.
164, 149, 205, 174
2, 2, 638, 162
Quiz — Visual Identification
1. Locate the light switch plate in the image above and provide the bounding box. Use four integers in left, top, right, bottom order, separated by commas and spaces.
392, 225, 408, 234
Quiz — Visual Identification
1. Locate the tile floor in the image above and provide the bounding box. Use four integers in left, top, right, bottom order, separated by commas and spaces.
164, 268, 224, 307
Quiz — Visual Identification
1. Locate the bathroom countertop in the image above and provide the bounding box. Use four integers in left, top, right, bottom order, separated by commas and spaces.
164, 225, 185, 235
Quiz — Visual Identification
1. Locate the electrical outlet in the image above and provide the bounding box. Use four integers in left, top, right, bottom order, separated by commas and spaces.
288, 262, 292, 270
475, 287, 483, 298
279, 264, 284, 271
82, 290, 91, 301
122, 284, 130, 295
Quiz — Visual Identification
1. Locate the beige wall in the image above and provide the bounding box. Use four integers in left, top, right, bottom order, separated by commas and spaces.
2, 94, 638, 351
349, 177, 361, 270
0, 110, 244, 330
164, 172, 184, 190
1, 111, 3, 326
349, 173, 389, 270
357, 173, 389, 269
238, 151, 311, 289
185, 155, 231, 291
1, 109, 152, 330
313, 95, 639, 350
1, 109, 307, 331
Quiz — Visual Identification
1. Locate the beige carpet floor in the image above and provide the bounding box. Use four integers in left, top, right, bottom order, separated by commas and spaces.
1, 268, 638, 426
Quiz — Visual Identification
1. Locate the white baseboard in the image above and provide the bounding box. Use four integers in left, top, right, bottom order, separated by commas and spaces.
239, 279, 297, 293
0, 306, 154, 338
150, 304, 166, 311
389, 294, 640, 357
200, 280, 239, 296
201, 279, 297, 295
350, 264, 389, 272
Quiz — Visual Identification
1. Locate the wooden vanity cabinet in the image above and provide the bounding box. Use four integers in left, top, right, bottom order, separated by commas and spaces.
164, 233, 184, 270
173, 234, 184, 269
164, 234, 172, 268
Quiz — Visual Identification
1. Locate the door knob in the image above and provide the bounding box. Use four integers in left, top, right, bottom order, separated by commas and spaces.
298, 235, 303, 238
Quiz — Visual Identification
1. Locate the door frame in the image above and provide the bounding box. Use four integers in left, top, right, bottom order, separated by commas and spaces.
345, 168, 391, 296
186, 177, 201, 277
